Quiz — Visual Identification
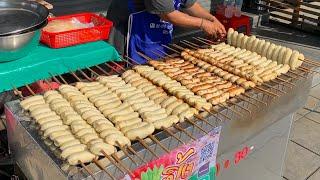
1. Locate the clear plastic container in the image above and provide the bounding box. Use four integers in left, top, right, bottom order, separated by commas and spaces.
234, 0, 243, 17
224, 0, 235, 18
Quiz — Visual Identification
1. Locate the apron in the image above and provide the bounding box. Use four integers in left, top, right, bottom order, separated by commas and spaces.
127, 0, 183, 64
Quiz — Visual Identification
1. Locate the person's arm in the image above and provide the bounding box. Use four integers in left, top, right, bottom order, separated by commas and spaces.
160, 11, 223, 37
184, 2, 215, 22
144, 0, 225, 37
184, 2, 226, 36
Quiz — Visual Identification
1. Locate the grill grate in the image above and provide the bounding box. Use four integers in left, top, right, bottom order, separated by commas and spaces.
9, 37, 319, 179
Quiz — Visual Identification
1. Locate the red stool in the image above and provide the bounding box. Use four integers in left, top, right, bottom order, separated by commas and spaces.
215, 14, 251, 35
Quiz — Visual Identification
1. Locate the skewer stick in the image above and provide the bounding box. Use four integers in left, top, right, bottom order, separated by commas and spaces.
288, 70, 307, 78
25, 84, 36, 95
206, 108, 231, 121
300, 59, 320, 66
126, 146, 147, 163
69, 71, 82, 82
86, 67, 100, 77
199, 37, 226, 44
12, 85, 24, 99
185, 118, 208, 134
79, 160, 97, 180
173, 124, 196, 140
241, 93, 267, 106
126, 56, 140, 66
150, 50, 165, 59
161, 44, 180, 54
78, 69, 92, 81
148, 134, 170, 153
253, 87, 279, 97
182, 40, 201, 48
192, 37, 212, 45
43, 79, 53, 90
122, 57, 137, 67
162, 127, 184, 144
305, 58, 320, 66
93, 158, 116, 180
195, 114, 215, 127
116, 142, 139, 166
196, 37, 216, 44
171, 44, 185, 51
299, 67, 320, 74
180, 41, 198, 49
235, 96, 259, 108
58, 74, 68, 84
275, 77, 295, 86
136, 137, 159, 158
218, 103, 244, 117
101, 150, 126, 174
105, 63, 122, 73
110, 61, 126, 72
155, 48, 175, 58
281, 72, 299, 79
49, 73, 62, 84
262, 83, 286, 94
110, 153, 133, 176
271, 79, 292, 89
226, 99, 251, 114
96, 65, 110, 75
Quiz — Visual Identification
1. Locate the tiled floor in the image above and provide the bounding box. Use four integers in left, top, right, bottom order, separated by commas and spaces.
283, 80, 320, 180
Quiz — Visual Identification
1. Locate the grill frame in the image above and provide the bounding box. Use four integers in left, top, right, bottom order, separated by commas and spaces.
5, 37, 317, 180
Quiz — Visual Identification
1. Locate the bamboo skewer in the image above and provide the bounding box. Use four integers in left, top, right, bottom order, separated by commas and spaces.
93, 158, 116, 180
137, 137, 159, 158
195, 114, 215, 127
101, 150, 126, 174
110, 153, 133, 176
275, 77, 295, 86
261, 83, 286, 94
126, 146, 147, 164
226, 99, 251, 114
173, 124, 196, 140
116, 142, 139, 166
185, 118, 208, 134
148, 134, 170, 153
25, 84, 35, 95
182, 40, 201, 48
162, 127, 184, 144
218, 104, 244, 117
235, 96, 259, 108
206, 108, 232, 121
242, 93, 267, 106
253, 87, 279, 97
79, 160, 97, 180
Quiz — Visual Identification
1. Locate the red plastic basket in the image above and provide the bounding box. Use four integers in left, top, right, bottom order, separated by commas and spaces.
40, 13, 113, 48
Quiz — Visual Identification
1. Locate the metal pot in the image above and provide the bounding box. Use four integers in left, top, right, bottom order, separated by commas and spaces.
0, 1, 49, 36
0, 20, 47, 62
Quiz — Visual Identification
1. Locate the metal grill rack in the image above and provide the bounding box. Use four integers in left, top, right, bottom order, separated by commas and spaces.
5, 37, 319, 180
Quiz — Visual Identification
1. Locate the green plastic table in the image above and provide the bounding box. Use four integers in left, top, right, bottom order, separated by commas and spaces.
0, 41, 120, 92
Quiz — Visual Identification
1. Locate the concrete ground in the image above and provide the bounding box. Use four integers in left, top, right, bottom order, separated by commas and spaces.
253, 23, 320, 180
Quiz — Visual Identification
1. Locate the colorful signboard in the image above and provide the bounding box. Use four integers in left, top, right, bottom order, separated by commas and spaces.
124, 126, 222, 180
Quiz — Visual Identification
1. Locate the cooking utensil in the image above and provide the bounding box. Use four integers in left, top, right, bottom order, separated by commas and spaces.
0, 1, 49, 36
0, 20, 47, 62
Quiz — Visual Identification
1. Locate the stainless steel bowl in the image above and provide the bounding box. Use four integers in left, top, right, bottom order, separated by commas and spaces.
0, 31, 37, 51
0, 20, 47, 62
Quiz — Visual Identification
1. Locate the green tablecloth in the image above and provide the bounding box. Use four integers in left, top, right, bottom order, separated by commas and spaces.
0, 41, 120, 92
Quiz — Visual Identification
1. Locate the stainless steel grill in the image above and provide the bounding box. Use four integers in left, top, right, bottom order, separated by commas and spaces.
4, 37, 319, 180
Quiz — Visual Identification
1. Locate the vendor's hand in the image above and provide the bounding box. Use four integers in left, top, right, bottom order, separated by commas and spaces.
201, 18, 226, 38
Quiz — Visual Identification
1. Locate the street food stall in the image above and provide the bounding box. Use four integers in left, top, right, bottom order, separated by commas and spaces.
1, 1, 319, 180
